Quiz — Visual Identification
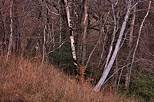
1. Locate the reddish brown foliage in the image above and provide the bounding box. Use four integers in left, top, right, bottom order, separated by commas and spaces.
0, 55, 120, 102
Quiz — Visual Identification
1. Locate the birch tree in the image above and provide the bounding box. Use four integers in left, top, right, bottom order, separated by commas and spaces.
93, 0, 132, 91
6, 0, 13, 62
36, 2, 42, 53
125, 0, 152, 90
64, 0, 77, 66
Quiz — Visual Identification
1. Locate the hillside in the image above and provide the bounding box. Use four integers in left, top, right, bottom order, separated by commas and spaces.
0, 55, 141, 102
0, 55, 116, 102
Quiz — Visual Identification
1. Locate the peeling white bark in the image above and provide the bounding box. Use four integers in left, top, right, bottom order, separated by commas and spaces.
64, 0, 77, 66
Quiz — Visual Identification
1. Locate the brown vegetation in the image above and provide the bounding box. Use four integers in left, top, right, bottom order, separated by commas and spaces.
0, 0, 153, 101
0, 55, 121, 102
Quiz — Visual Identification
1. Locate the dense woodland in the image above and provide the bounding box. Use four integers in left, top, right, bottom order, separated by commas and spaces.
0, 0, 153, 101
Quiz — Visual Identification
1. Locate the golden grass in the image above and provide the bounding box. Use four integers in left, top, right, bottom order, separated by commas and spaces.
0, 55, 139, 102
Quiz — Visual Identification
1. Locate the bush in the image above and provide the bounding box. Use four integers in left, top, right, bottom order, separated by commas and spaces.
48, 42, 75, 71
130, 71, 154, 101
0, 55, 119, 102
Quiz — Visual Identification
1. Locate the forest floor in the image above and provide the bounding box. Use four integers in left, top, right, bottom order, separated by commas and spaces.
0, 54, 141, 102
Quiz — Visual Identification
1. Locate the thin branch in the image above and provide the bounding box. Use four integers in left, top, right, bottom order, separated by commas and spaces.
104, 59, 140, 85
128, 0, 151, 84
86, 34, 101, 67
130, 0, 140, 10
45, 41, 66, 56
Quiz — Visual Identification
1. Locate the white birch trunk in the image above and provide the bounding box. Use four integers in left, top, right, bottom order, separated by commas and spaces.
6, 1, 13, 62
93, 1, 131, 91
64, 0, 77, 66
36, 3, 42, 53
104, 3, 117, 70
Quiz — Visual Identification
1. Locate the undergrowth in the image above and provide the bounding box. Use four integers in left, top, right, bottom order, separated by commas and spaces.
0, 54, 141, 102
0, 55, 117, 102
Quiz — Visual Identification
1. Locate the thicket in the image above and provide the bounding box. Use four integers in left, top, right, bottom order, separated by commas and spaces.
0, 0, 153, 101
36, 42, 154, 102
0, 55, 120, 102
129, 71, 154, 101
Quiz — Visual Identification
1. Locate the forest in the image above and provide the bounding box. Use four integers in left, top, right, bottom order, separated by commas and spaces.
0, 0, 153, 101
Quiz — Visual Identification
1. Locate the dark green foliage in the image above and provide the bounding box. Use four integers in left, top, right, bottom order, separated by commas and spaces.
48, 42, 75, 72
130, 71, 154, 101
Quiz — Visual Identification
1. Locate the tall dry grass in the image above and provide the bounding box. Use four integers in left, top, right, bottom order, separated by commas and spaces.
0, 55, 137, 102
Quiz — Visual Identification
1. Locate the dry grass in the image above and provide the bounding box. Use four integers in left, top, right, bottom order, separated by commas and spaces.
0, 55, 138, 102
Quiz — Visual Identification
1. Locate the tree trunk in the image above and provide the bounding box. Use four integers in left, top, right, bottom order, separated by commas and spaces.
93, 0, 131, 91
64, 0, 77, 66
81, 0, 88, 66
125, 0, 151, 90
0, 6, 7, 52
128, 6, 136, 48
58, 0, 62, 44
125, 3, 136, 89
6, 0, 13, 62
41, 0, 47, 64
104, 3, 117, 71
36, 2, 42, 53
112, 57, 119, 88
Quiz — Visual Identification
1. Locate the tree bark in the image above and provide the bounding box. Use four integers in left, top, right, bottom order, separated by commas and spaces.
41, 0, 47, 65
104, 3, 117, 71
36, 2, 42, 53
0, 5, 7, 51
6, 0, 13, 62
82, 0, 88, 66
93, 0, 131, 91
128, 6, 136, 48
58, 0, 62, 44
125, 1, 136, 89
64, 0, 77, 66
125, 0, 151, 90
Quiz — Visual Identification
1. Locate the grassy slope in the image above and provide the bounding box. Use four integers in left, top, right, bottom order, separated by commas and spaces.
0, 55, 139, 102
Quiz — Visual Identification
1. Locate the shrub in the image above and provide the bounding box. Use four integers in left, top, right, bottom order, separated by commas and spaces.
130, 71, 154, 101
0, 55, 119, 102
